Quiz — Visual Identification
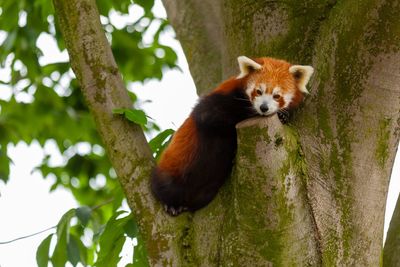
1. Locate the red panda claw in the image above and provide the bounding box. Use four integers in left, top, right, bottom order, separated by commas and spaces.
164, 205, 188, 216
277, 110, 290, 124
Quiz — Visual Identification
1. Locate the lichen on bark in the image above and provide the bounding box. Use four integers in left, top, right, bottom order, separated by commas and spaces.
218, 117, 321, 266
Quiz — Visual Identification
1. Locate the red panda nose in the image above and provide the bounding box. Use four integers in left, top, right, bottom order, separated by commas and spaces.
260, 104, 269, 113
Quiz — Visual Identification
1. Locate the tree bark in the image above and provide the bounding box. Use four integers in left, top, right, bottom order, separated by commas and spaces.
52, 1, 182, 265
163, 0, 400, 265
54, 0, 400, 265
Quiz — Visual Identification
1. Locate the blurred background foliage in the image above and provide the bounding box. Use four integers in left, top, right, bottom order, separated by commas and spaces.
0, 0, 177, 265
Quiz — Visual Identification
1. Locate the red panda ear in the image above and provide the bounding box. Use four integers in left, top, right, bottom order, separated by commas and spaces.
237, 56, 262, 79
289, 65, 314, 94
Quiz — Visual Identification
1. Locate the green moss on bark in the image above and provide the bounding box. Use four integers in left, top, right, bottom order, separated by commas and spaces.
223, 0, 337, 65
220, 120, 320, 266
173, 214, 200, 266
296, 0, 400, 264
376, 118, 391, 168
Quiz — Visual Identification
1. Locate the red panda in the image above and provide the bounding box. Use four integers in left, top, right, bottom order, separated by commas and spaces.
151, 56, 314, 216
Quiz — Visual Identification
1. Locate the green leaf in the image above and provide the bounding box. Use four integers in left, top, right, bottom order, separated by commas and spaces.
52, 209, 76, 267
76, 206, 92, 226
132, 236, 149, 267
51, 229, 68, 267
124, 109, 147, 125
123, 218, 139, 238
95, 211, 133, 267
134, 0, 155, 13
0, 145, 10, 182
112, 108, 125, 115
113, 108, 148, 126
98, 235, 126, 267
56, 209, 76, 239
36, 234, 53, 267
0, 30, 17, 62
93, 224, 106, 243
0, 1, 19, 32
67, 235, 81, 267
128, 91, 138, 103
149, 129, 174, 153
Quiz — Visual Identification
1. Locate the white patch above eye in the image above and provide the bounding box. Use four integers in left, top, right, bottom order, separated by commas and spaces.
272, 86, 281, 95
245, 82, 256, 97
259, 83, 267, 93
289, 65, 314, 93
237, 56, 262, 79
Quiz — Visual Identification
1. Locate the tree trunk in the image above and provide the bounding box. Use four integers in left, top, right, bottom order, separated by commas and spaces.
54, 0, 400, 265
164, 0, 400, 265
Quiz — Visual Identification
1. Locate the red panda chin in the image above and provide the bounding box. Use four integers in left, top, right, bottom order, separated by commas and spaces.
151, 56, 313, 216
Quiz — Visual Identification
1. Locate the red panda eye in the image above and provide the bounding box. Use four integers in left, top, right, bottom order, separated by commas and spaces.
256, 89, 263, 95
273, 94, 281, 100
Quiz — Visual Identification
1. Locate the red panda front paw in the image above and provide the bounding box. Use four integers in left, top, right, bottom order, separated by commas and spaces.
164, 204, 188, 216
277, 109, 290, 124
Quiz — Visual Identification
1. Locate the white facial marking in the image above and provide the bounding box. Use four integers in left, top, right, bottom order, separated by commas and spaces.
272, 86, 281, 96
283, 93, 294, 108
246, 81, 256, 97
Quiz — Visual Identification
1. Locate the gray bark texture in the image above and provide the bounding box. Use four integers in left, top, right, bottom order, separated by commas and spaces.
54, 0, 400, 266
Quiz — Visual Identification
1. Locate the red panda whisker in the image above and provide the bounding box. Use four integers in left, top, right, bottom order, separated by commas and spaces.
233, 97, 251, 103
279, 108, 290, 115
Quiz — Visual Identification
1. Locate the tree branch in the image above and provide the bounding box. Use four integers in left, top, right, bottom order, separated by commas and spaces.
0, 226, 56, 245
162, 0, 224, 95
52, 0, 182, 265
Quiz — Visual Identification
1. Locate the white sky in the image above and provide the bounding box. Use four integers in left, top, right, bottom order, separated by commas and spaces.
0, 1, 399, 266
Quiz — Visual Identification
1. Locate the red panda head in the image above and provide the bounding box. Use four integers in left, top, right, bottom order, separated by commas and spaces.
237, 56, 314, 116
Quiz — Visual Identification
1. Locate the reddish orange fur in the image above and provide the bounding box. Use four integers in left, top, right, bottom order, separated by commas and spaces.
256, 58, 295, 93
213, 76, 246, 95
158, 116, 198, 178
